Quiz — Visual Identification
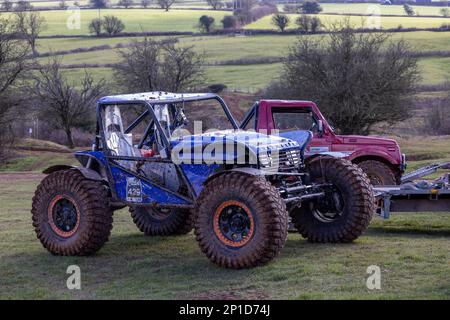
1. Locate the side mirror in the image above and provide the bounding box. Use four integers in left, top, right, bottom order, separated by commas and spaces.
317, 120, 324, 133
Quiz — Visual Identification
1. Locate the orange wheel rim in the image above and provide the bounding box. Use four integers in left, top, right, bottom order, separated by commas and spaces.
213, 200, 254, 247
47, 195, 80, 238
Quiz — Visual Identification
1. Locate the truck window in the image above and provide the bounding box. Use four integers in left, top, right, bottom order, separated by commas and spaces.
272, 110, 317, 133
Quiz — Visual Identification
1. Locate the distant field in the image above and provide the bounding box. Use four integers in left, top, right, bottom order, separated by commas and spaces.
33, 30, 450, 91
246, 13, 450, 30
418, 57, 450, 85
318, 3, 450, 17
36, 31, 450, 56
1, 9, 227, 36
55, 57, 450, 91
19, 0, 208, 8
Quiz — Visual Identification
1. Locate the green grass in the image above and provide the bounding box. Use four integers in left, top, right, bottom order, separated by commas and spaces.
0, 151, 77, 172
24, 0, 90, 8
1, 9, 227, 36
27, 0, 208, 9
0, 172, 448, 299
418, 57, 450, 85
33, 31, 450, 92
205, 63, 283, 91
54, 57, 449, 93
246, 14, 450, 30
36, 31, 450, 56
318, 3, 450, 17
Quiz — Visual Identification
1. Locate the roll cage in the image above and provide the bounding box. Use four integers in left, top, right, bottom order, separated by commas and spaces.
86, 93, 238, 208
94, 93, 238, 157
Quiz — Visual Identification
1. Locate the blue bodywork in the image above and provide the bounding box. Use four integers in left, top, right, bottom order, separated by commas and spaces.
75, 130, 307, 207
278, 130, 313, 155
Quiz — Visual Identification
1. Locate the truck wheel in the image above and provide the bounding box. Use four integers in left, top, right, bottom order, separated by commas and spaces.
357, 160, 396, 185
31, 170, 113, 256
292, 158, 374, 243
194, 173, 288, 269
130, 207, 192, 236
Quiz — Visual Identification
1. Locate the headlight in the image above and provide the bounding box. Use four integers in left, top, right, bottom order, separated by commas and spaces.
258, 149, 301, 170
258, 152, 273, 168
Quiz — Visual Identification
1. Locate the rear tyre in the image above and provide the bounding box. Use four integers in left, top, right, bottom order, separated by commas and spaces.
194, 173, 288, 269
357, 160, 396, 185
130, 207, 192, 236
292, 158, 374, 243
31, 170, 113, 256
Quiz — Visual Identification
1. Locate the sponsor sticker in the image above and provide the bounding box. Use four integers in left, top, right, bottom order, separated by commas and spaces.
126, 177, 143, 202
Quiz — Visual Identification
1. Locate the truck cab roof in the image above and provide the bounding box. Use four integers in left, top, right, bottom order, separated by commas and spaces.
257, 100, 317, 107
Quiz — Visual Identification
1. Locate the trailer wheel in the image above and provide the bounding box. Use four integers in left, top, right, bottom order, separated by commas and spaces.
292, 158, 374, 243
130, 207, 192, 236
357, 160, 396, 185
31, 170, 113, 256
194, 173, 288, 269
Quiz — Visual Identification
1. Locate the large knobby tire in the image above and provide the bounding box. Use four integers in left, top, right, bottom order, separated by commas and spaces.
130, 207, 192, 236
292, 158, 374, 243
357, 160, 396, 185
194, 173, 288, 269
31, 170, 113, 256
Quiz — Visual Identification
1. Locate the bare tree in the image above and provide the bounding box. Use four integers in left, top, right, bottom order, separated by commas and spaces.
14, 0, 33, 11
114, 37, 205, 92
102, 15, 125, 36
296, 14, 321, 33
157, 0, 176, 11
118, 0, 133, 8
403, 4, 415, 16
198, 15, 215, 33
28, 60, 106, 148
89, 18, 102, 36
90, 0, 108, 8
207, 0, 223, 10
141, 0, 150, 8
1, 0, 13, 11
295, 15, 311, 33
14, 10, 46, 56
0, 18, 30, 159
161, 42, 206, 92
272, 13, 290, 32
266, 25, 420, 135
59, 0, 68, 9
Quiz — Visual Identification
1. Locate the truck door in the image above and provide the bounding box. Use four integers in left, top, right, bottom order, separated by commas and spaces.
269, 107, 331, 153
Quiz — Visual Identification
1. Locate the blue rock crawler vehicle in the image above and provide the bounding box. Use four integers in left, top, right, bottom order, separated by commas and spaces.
32, 92, 374, 268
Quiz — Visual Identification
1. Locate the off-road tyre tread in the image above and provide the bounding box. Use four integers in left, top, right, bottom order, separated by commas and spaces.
32, 170, 113, 256
357, 160, 397, 185
130, 207, 193, 236
194, 172, 288, 269
292, 158, 374, 243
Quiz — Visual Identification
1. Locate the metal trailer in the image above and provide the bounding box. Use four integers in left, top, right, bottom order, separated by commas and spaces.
375, 162, 450, 218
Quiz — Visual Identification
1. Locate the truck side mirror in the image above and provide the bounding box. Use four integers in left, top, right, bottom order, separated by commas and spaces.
317, 120, 324, 133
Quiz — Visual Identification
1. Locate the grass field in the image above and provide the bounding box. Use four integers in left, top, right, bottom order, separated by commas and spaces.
0, 136, 448, 299
1, 9, 228, 36
246, 13, 450, 30
36, 31, 450, 56
26, 0, 209, 9
0, 171, 448, 299
318, 3, 450, 17
33, 31, 450, 91
57, 59, 448, 92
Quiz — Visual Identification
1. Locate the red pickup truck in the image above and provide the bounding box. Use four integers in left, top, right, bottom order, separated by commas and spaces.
240, 99, 406, 185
